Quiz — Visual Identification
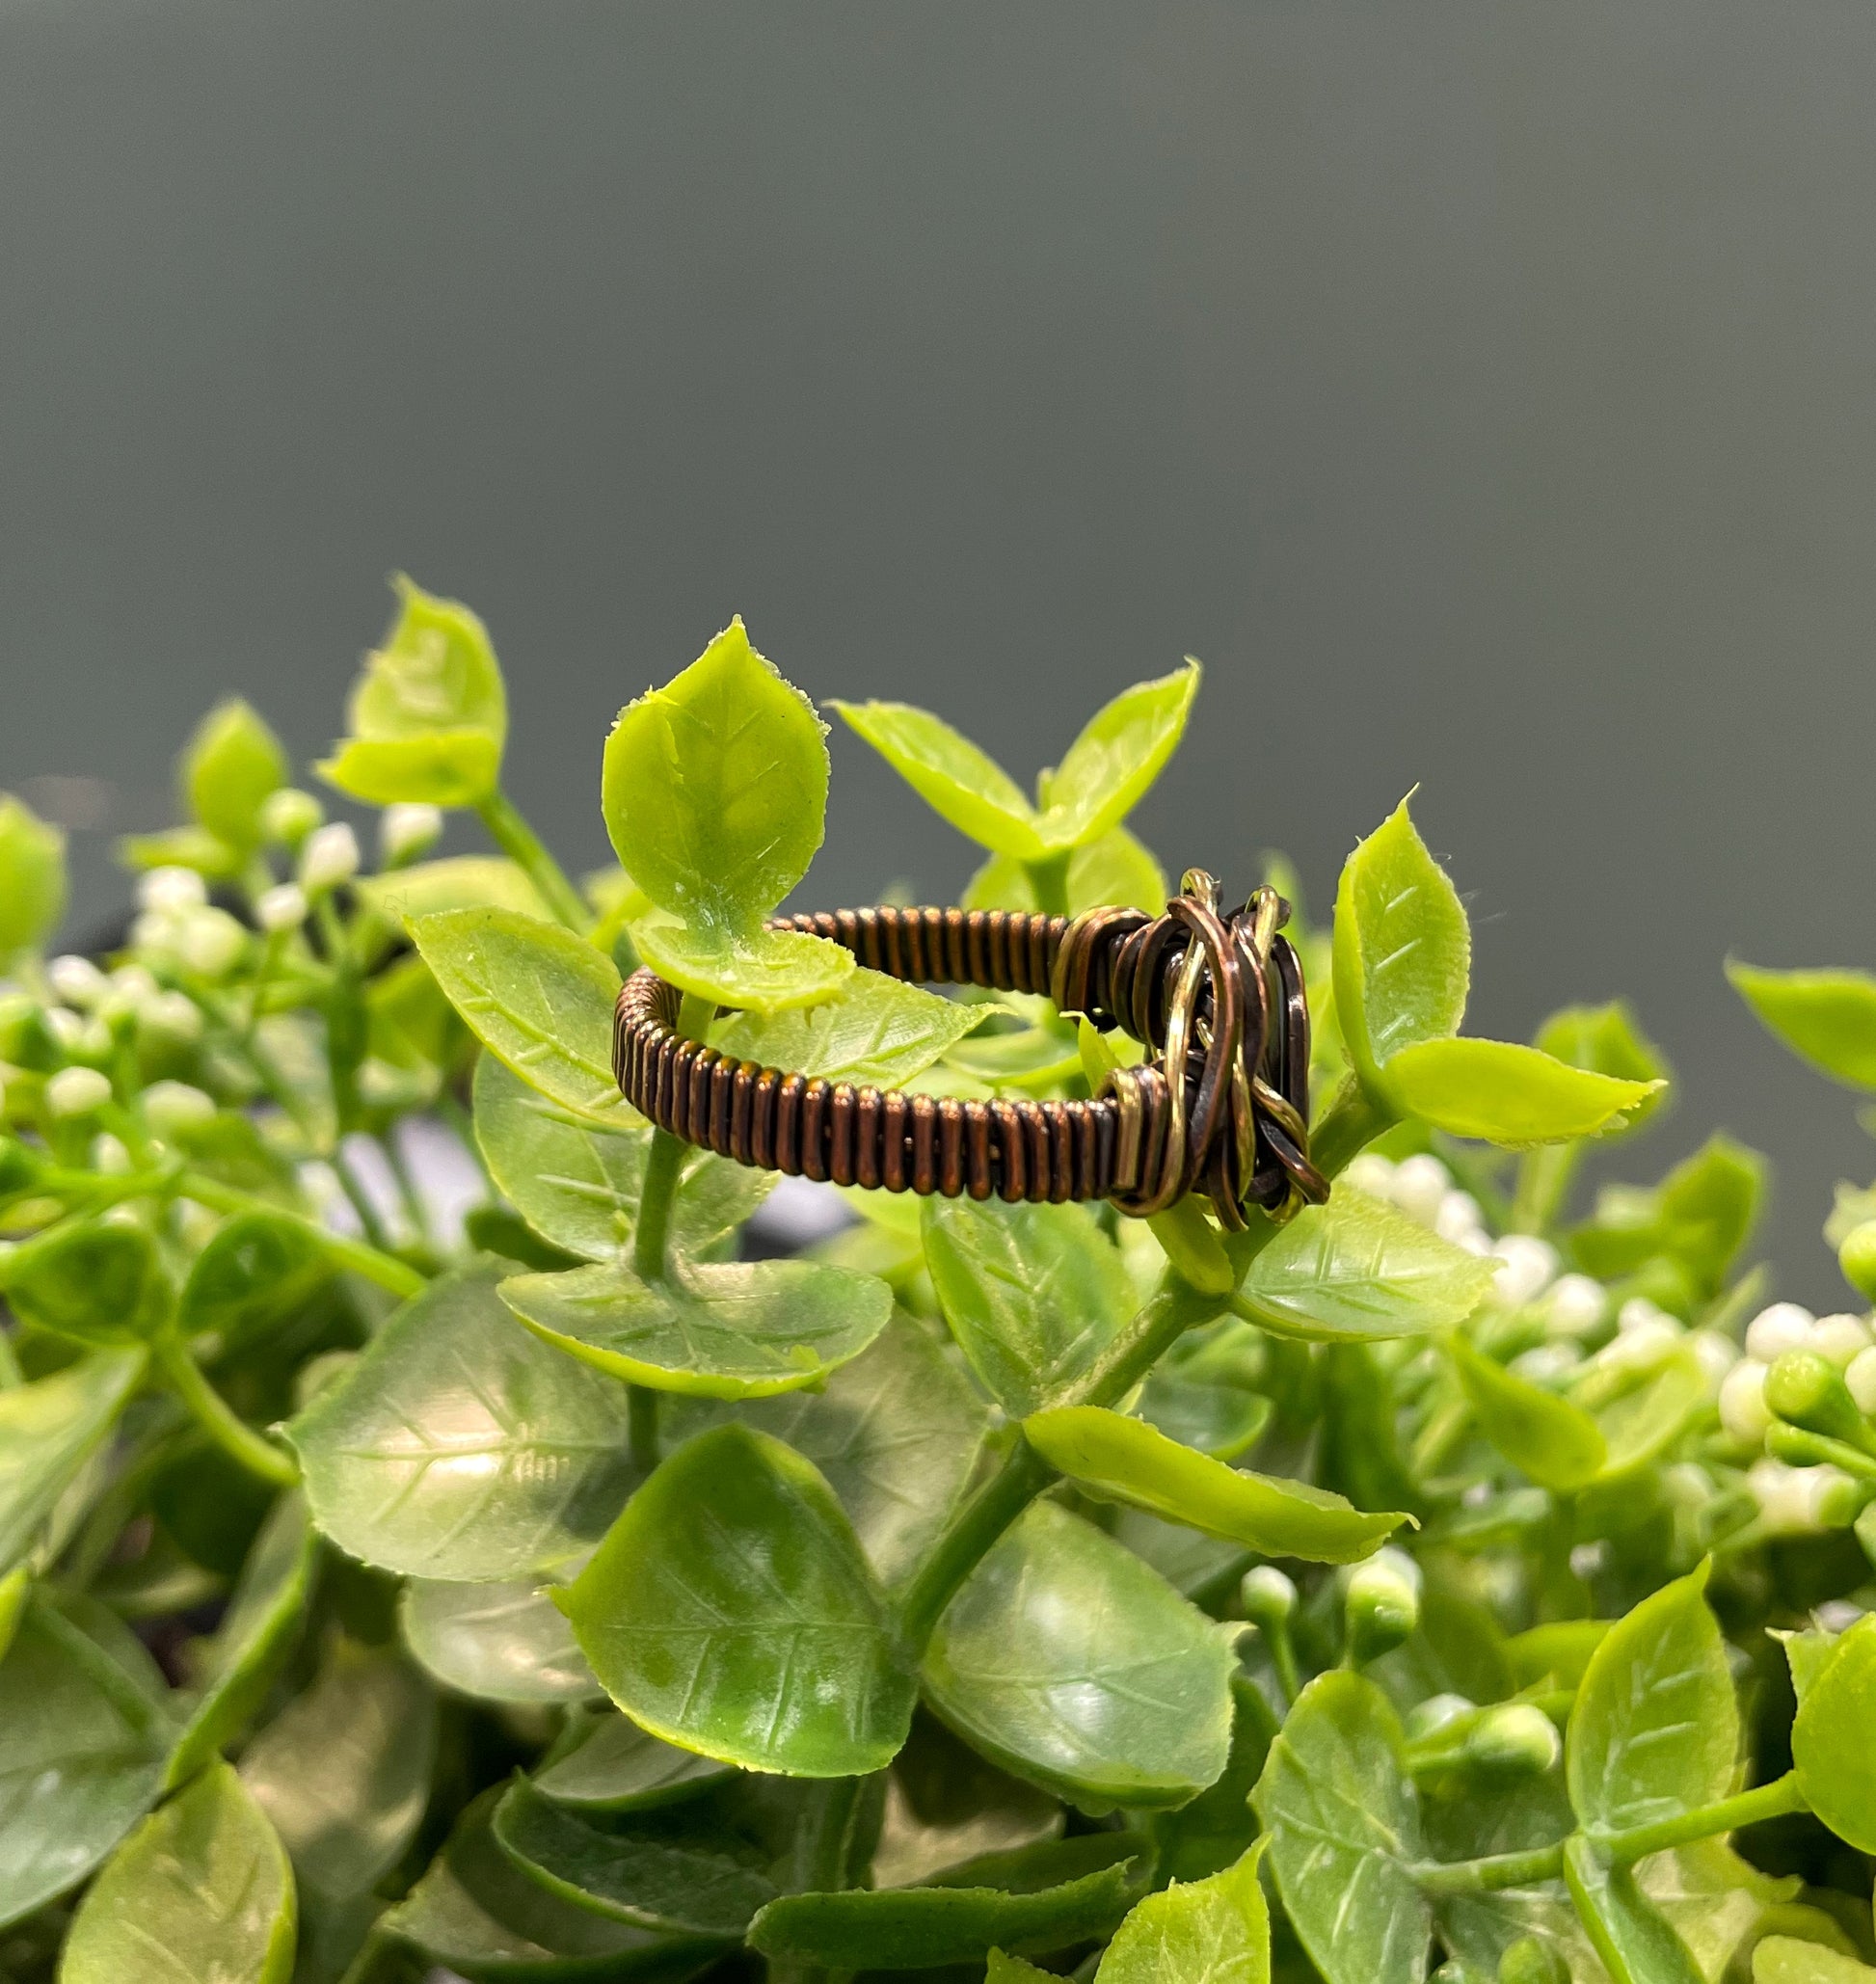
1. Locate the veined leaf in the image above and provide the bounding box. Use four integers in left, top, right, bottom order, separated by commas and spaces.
1384, 1036, 1663, 1145
3, 1221, 172, 1346
356, 853, 549, 925
1755, 1939, 1876, 1983
1094, 1837, 1269, 1983
0, 1348, 145, 1572
1450, 1335, 1606, 1491
1035, 662, 1200, 850
183, 700, 287, 852
630, 914, 855, 1014
177, 1212, 333, 1355
964, 825, 1168, 917
714, 966, 991, 1087
402, 1576, 600, 1705
831, 699, 1045, 859
1563, 1834, 1703, 1984
1792, 1614, 1876, 1852
534, 1710, 732, 1813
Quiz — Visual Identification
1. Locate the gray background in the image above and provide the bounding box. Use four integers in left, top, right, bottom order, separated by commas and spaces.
3, 0, 1873, 1295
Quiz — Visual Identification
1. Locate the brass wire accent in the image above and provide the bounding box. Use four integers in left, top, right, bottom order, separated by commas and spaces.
611, 874, 1327, 1225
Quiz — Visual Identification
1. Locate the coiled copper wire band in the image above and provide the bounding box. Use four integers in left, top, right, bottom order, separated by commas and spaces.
611, 871, 1327, 1226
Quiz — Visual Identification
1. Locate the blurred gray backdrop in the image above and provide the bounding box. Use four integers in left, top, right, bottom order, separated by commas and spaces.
3, 0, 1874, 1294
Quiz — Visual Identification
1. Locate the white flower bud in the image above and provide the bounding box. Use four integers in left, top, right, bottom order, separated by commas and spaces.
1689, 1328, 1740, 1392
1569, 1542, 1607, 1582
110, 964, 159, 1005
47, 954, 107, 1006
1545, 1274, 1607, 1339
1595, 1315, 1682, 1377
137, 865, 207, 914
143, 1081, 216, 1138
255, 883, 308, 934
1392, 1154, 1450, 1224
1618, 1296, 1671, 1335
129, 909, 180, 956
1746, 1301, 1815, 1365
1240, 1565, 1297, 1625
1465, 1702, 1562, 1777
1344, 1153, 1396, 1198
140, 990, 202, 1042
259, 787, 324, 847
1719, 1358, 1773, 1444
299, 821, 361, 894
1749, 1458, 1855, 1535
1511, 1343, 1582, 1386
177, 907, 247, 979
1809, 1314, 1871, 1370
45, 1065, 113, 1117
1492, 1235, 1559, 1309
1842, 1344, 1876, 1418
42, 1006, 87, 1052
1434, 1190, 1485, 1246
379, 802, 443, 866
76, 1016, 113, 1059
89, 1132, 132, 1175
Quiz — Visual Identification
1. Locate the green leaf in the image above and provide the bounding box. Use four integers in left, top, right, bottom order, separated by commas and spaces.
1149, 1676, 1279, 1885
1449, 1335, 1607, 1491
1331, 797, 1470, 1095
1235, 1184, 1495, 1343
988, 1957, 1057, 1984
1563, 1834, 1703, 1984
0, 1348, 145, 1572
1571, 1136, 1765, 1299
61, 1761, 295, 1984
287, 1264, 636, 1580
1035, 662, 1200, 850
0, 793, 66, 966
1024, 1407, 1408, 1563
411, 907, 633, 1124
355, 854, 550, 925
831, 699, 1045, 858
0, 1601, 171, 1929
472, 1053, 769, 1264
922, 1197, 1136, 1415
498, 1255, 893, 1399
534, 1710, 733, 1813
713, 966, 992, 1087
183, 699, 287, 851
1566, 1563, 1737, 1836
749, 1835, 1142, 1970
319, 576, 507, 805
964, 825, 1169, 917
1137, 1372, 1271, 1461
557, 1423, 916, 1777
1535, 1000, 1672, 1135
1095, 1837, 1270, 1984
1592, 1350, 1705, 1477
923, 1499, 1235, 1810
1251, 1671, 1431, 1984
1383, 1037, 1664, 1145
2, 1221, 172, 1346
177, 1212, 333, 1355
166, 1492, 318, 1789
493, 1777, 771, 1938
1791, 1614, 1876, 1852
1755, 1938, 1876, 1983
239, 1642, 436, 1906
1729, 961, 1876, 1091
629, 915, 855, 1015
402, 1576, 599, 1705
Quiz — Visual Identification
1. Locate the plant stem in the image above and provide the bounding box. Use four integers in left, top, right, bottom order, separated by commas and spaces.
333, 1142, 397, 1254
153, 1335, 299, 1488
475, 787, 590, 932
1024, 852, 1073, 918
768, 1774, 874, 1984
177, 1171, 426, 1300
898, 1436, 1058, 1652
1307, 1076, 1398, 1181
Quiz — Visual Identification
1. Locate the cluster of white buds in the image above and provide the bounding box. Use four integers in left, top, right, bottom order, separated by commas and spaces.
130, 868, 248, 980
1719, 1302, 1874, 1446
1348, 1151, 1495, 1255
1747, 1457, 1861, 1535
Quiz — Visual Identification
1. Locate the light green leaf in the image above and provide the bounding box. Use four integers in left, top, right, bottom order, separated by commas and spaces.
1755, 1938, 1876, 1983
831, 699, 1045, 858
964, 825, 1168, 917
182, 700, 287, 851
1036, 662, 1200, 850
1592, 1351, 1706, 1477
713, 966, 991, 1087
177, 1212, 333, 1356
472, 1053, 768, 1264
0, 793, 66, 965
630, 912, 856, 1015
2, 1221, 172, 1346
402, 1576, 599, 1705
1449, 1335, 1606, 1491
411, 906, 632, 1124
1563, 1833, 1703, 1984
534, 1709, 732, 1813
0, 1602, 171, 1929
287, 1264, 636, 1580
923, 1499, 1236, 1811
1251, 1671, 1430, 1984
239, 1642, 436, 1906
355, 854, 550, 925
1150, 1678, 1279, 1887
62, 1761, 295, 1984
1536, 1000, 1672, 1135
498, 1255, 893, 1399
1235, 1184, 1494, 1343
1137, 1372, 1271, 1461
1095, 1837, 1270, 1984
1025, 1407, 1407, 1563
0, 1348, 145, 1573
319, 577, 507, 805
1331, 797, 1470, 1094
1729, 962, 1876, 1092
1566, 1564, 1737, 1836
988, 1956, 1057, 1983
557, 1423, 916, 1777
922, 1197, 1136, 1415
1572, 1136, 1765, 1298
1791, 1614, 1876, 1852
1384, 1037, 1664, 1145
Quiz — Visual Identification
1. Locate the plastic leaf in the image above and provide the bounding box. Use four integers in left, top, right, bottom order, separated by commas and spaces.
534, 1711, 732, 1813
1563, 1834, 1703, 1984
1755, 1939, 1876, 1983
2, 1221, 172, 1346
713, 965, 992, 1087
183, 699, 287, 851
401, 1577, 599, 1705
0, 792, 67, 967
1729, 962, 1876, 1092
1383, 1037, 1664, 1145
1148, 1676, 1278, 1885
964, 825, 1169, 917
630, 913, 856, 1015
1791, 1614, 1876, 1852
1035, 661, 1200, 850
556, 1424, 917, 1778
176, 1212, 333, 1356
0, 1348, 146, 1573
831, 698, 1045, 858
355, 854, 550, 925
1094, 1837, 1270, 1983
1536, 999, 1672, 1135
1449, 1335, 1607, 1491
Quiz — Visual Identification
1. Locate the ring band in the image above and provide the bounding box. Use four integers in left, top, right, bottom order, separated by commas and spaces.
611, 870, 1327, 1228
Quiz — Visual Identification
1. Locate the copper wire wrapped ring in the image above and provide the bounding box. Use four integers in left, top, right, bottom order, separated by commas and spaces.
611, 870, 1327, 1228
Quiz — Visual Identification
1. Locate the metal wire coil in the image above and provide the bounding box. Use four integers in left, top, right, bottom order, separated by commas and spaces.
611, 874, 1327, 1224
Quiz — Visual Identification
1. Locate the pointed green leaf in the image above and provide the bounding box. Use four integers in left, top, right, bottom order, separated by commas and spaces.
2, 1221, 172, 1346
1536, 1000, 1672, 1134
498, 1255, 893, 1399
411, 906, 632, 1124
1384, 1037, 1664, 1145
1331, 798, 1470, 1094
630, 915, 855, 1014
472, 1053, 768, 1264
535, 1710, 732, 1813
923, 1499, 1235, 1811
1095, 1837, 1270, 1984
1567, 1564, 1737, 1836
0, 1348, 145, 1572
1236, 1184, 1494, 1343
1563, 1834, 1703, 1984
988, 1956, 1056, 1983
177, 1212, 333, 1355
62, 1762, 296, 1984
965, 825, 1169, 917
402, 1576, 599, 1705
1137, 1372, 1271, 1461
1792, 1614, 1876, 1852
1729, 962, 1876, 1091
287, 1264, 636, 1580
1755, 1939, 1876, 1983
1449, 1336, 1606, 1491
558, 1424, 916, 1777
182, 699, 287, 851
1252, 1671, 1431, 1984
1025, 1407, 1408, 1563
713, 966, 991, 1087
922, 1197, 1136, 1415
1592, 1350, 1705, 1477
355, 853, 550, 925
1149, 1677, 1278, 1886
0, 792, 66, 965
831, 699, 1044, 858
1035, 662, 1200, 850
